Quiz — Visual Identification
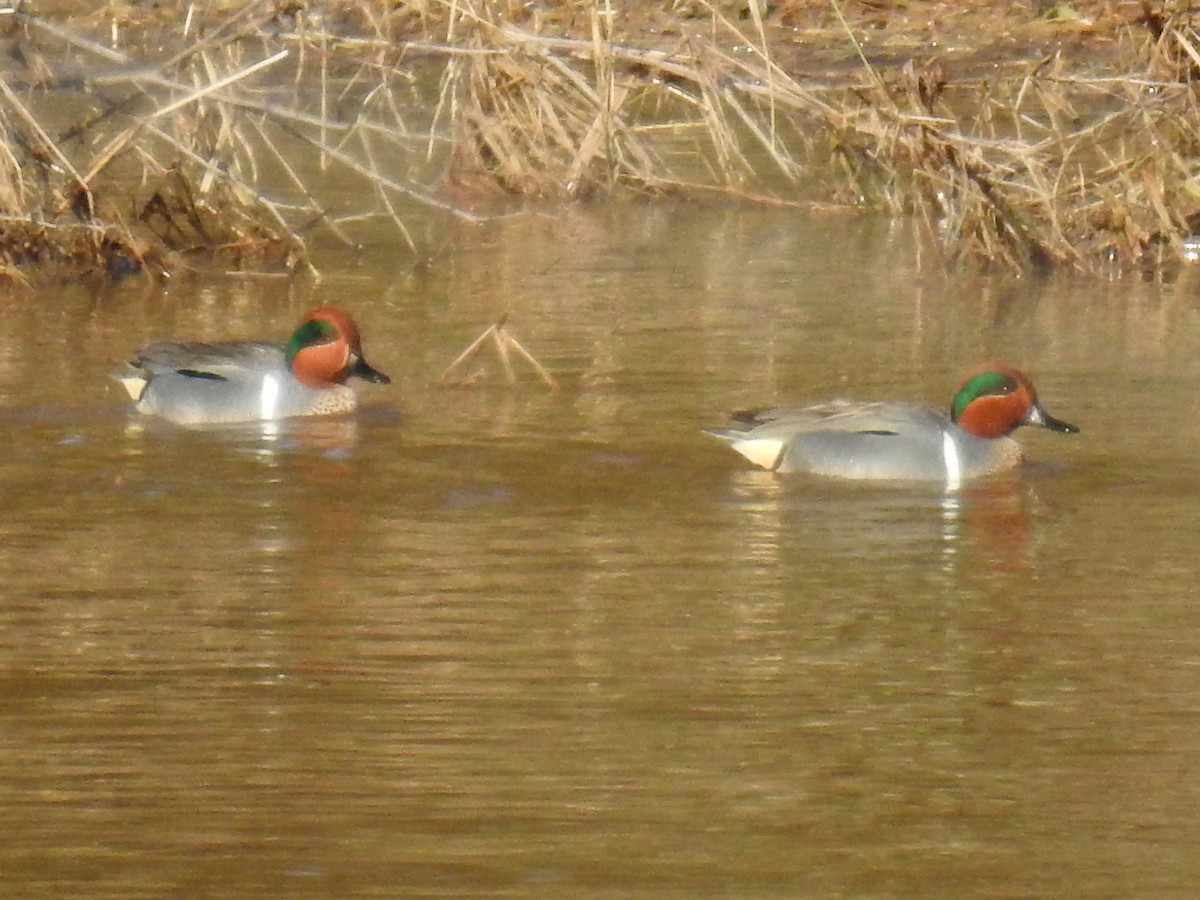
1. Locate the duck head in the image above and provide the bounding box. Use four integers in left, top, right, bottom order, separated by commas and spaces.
285, 306, 390, 389
950, 367, 1078, 439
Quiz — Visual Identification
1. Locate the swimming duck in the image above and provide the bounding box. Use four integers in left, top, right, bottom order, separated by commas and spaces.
706, 367, 1078, 486
115, 306, 390, 425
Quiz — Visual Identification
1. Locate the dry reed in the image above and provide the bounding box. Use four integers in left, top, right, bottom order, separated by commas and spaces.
426, 0, 1200, 275
439, 314, 560, 391
0, 0, 1197, 280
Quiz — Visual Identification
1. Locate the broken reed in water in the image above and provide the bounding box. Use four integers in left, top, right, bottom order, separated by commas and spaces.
0, 0, 1196, 281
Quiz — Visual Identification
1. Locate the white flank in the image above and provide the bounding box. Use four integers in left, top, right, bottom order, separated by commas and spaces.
733, 438, 785, 471
941, 430, 961, 491
259, 373, 280, 420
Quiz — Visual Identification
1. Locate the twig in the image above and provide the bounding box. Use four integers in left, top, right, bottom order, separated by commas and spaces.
76, 49, 290, 190
439, 315, 560, 392
0, 73, 87, 191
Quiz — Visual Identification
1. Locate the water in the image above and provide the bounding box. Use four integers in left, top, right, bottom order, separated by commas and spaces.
3, 200, 1200, 897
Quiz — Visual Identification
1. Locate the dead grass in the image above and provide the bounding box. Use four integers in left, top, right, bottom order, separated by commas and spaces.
439, 314, 560, 391
1, 0, 1199, 279
413, 0, 1200, 275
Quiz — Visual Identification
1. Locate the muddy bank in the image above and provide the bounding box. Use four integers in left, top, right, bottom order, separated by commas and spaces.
0, 1, 1191, 280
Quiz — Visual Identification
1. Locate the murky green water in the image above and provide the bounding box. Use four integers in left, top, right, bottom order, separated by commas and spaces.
3, 201, 1200, 897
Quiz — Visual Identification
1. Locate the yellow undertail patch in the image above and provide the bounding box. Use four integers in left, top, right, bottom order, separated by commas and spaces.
732, 438, 784, 471
115, 374, 147, 401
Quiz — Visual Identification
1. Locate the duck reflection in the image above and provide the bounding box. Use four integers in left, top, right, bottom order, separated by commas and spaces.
720, 470, 1046, 577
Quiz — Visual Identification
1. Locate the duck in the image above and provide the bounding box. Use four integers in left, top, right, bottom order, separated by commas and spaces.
706, 367, 1078, 486
115, 306, 390, 426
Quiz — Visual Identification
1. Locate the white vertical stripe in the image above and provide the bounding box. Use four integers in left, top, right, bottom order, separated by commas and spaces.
259, 374, 280, 420
942, 430, 961, 491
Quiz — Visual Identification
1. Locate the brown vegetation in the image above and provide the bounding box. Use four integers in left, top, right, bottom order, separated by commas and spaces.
0, 1, 1197, 280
